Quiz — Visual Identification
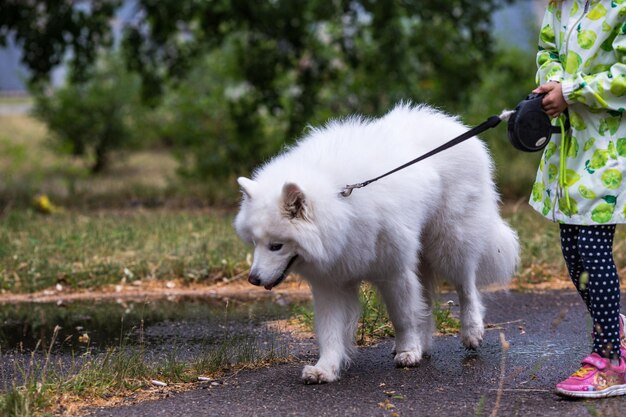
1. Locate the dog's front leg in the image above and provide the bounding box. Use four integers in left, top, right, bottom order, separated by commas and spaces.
376, 268, 429, 367
302, 282, 360, 384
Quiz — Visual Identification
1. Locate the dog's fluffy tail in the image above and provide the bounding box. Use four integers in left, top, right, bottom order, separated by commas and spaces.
476, 218, 520, 287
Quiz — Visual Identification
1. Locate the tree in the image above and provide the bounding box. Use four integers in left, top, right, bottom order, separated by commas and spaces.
121, 0, 515, 127
33, 54, 142, 173
3, 1, 514, 108
0, 0, 120, 84
120, 0, 515, 180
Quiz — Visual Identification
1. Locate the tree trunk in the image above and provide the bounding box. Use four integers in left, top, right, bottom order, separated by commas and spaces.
91, 142, 108, 174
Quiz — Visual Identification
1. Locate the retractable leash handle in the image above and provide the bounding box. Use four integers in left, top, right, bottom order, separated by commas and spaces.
507, 92, 570, 152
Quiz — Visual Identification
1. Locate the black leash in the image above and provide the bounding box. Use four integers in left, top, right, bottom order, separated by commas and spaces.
340, 114, 506, 197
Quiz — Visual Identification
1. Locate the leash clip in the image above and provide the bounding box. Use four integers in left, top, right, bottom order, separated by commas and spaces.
340, 183, 366, 197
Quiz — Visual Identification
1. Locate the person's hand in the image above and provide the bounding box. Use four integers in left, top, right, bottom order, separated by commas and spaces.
532, 82, 568, 118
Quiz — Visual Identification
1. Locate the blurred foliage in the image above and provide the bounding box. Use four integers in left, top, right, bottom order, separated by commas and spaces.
3, 0, 543, 203
462, 45, 541, 200
2, 0, 515, 111
125, 0, 516, 182
0, 0, 120, 83
143, 44, 285, 181
33, 54, 144, 173
123, 0, 515, 119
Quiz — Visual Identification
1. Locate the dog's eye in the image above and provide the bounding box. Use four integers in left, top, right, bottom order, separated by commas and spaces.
269, 243, 283, 252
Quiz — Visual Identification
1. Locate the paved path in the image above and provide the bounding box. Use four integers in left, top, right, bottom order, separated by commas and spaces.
88, 291, 626, 417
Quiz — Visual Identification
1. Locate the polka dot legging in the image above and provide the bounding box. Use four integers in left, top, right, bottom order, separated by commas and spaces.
560, 224, 621, 359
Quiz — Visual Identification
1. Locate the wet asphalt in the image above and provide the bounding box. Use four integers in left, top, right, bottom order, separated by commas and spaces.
87, 291, 626, 417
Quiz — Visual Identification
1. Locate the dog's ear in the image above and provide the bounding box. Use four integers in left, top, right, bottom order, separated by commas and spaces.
237, 177, 257, 199
282, 182, 307, 220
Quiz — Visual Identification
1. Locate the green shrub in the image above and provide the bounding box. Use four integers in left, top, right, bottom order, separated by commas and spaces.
33, 54, 144, 174
149, 42, 293, 188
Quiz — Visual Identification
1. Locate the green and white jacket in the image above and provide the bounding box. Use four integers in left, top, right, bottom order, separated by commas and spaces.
530, 0, 626, 224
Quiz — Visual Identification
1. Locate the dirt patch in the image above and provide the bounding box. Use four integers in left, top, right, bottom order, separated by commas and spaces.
0, 277, 312, 305
2, 271, 620, 306
266, 318, 316, 340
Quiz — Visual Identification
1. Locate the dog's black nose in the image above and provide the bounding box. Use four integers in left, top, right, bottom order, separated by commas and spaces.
248, 273, 261, 286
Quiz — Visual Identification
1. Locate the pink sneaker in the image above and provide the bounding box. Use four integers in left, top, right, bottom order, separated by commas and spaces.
555, 353, 626, 398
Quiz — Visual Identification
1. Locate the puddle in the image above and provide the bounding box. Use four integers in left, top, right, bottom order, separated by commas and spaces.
0, 296, 311, 392
0, 297, 302, 354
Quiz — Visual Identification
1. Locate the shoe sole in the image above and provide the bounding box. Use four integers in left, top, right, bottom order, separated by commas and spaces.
556, 384, 626, 399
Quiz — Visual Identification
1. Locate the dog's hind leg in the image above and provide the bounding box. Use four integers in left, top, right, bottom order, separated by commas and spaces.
376, 268, 429, 367
302, 281, 360, 384
418, 258, 437, 356
454, 267, 485, 350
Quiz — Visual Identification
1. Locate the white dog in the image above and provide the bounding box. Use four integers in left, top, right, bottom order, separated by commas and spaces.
234, 103, 519, 384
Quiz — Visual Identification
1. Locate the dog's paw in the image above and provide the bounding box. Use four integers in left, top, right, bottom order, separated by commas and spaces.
394, 350, 422, 368
461, 326, 484, 350
301, 365, 339, 384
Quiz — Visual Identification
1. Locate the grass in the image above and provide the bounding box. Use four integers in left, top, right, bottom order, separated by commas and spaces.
584, 402, 626, 417
293, 285, 462, 346
0, 96, 33, 106
0, 114, 69, 207
0, 209, 249, 292
0, 334, 289, 417
357, 285, 395, 344
0, 300, 291, 417
0, 113, 189, 210
4, 199, 624, 305
504, 203, 626, 289
504, 203, 567, 287
473, 395, 487, 417
0, 112, 244, 210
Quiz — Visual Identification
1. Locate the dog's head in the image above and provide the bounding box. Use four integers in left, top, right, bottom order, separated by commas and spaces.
234, 177, 323, 290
